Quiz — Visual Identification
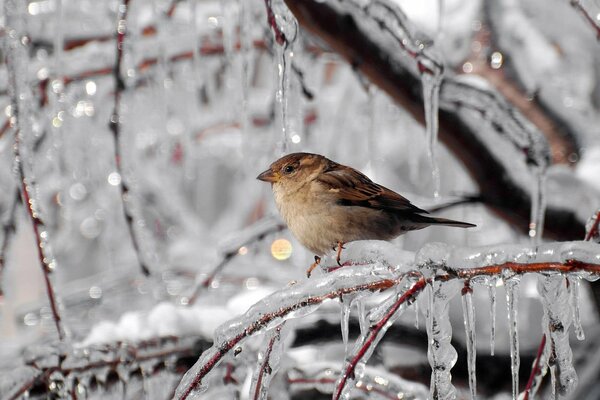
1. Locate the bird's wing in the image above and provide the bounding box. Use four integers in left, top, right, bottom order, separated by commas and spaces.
316, 163, 428, 214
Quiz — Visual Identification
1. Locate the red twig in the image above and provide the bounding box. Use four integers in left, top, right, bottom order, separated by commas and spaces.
177, 277, 398, 399
522, 334, 547, 400
585, 210, 600, 242
264, 0, 288, 46
14, 131, 64, 340
110, 0, 150, 276
333, 277, 427, 400
570, 0, 600, 39
253, 324, 284, 400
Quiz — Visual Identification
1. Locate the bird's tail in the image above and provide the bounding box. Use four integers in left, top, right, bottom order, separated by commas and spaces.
414, 215, 476, 228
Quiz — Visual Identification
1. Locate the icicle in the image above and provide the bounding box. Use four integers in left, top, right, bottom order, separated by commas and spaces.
568, 276, 585, 340
461, 283, 477, 400
489, 280, 496, 356
426, 279, 460, 400
357, 298, 368, 336
528, 167, 547, 243
340, 296, 351, 354
274, 42, 290, 154
414, 299, 420, 330
505, 278, 520, 400
420, 69, 443, 198
539, 276, 578, 396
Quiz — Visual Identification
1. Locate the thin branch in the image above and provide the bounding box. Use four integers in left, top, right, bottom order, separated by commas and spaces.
333, 277, 427, 400
585, 210, 600, 242
569, 0, 600, 39
14, 130, 65, 340
252, 323, 285, 400
522, 334, 547, 400
110, 0, 150, 276
264, 0, 288, 46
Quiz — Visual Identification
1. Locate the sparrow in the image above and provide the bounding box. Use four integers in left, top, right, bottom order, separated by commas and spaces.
257, 152, 475, 276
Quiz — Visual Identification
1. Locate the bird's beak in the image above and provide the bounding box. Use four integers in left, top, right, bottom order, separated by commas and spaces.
257, 169, 278, 183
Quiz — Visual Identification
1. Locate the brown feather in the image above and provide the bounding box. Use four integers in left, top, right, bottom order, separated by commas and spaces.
316, 161, 428, 214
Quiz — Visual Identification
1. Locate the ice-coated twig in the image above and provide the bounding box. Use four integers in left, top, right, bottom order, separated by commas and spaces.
286, 363, 429, 399
0, 190, 19, 297
4, 0, 66, 340
505, 278, 520, 400
110, 0, 151, 276
569, 0, 600, 39
251, 322, 287, 400
264, 0, 288, 46
333, 276, 427, 400
584, 210, 600, 242
187, 217, 286, 304
522, 334, 547, 400
174, 264, 401, 399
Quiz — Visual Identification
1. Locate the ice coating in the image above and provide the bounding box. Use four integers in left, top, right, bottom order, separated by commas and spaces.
538, 276, 578, 396
250, 323, 289, 400
334, 276, 426, 400
173, 263, 399, 399
340, 296, 351, 354
461, 285, 477, 400
426, 279, 460, 400
505, 278, 520, 400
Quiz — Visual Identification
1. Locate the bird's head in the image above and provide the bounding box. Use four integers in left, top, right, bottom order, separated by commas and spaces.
257, 152, 326, 192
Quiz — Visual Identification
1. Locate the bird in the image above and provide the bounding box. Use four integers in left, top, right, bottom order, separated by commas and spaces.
257, 152, 475, 276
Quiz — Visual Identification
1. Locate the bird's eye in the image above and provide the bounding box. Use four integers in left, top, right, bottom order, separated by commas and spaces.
283, 165, 295, 174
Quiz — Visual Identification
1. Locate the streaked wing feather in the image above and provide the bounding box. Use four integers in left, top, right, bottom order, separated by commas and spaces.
316, 165, 428, 214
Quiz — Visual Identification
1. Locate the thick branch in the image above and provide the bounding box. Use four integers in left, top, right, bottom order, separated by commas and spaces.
283, 0, 597, 240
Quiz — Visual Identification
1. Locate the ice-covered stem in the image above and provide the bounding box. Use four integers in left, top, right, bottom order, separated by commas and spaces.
187, 218, 286, 304
283, 0, 591, 240
264, 0, 288, 46
251, 323, 286, 400
174, 265, 399, 400
569, 0, 600, 39
0, 190, 19, 297
539, 276, 578, 396
4, 0, 66, 340
461, 281, 477, 400
522, 335, 547, 400
584, 210, 600, 242
110, 0, 150, 276
333, 276, 427, 400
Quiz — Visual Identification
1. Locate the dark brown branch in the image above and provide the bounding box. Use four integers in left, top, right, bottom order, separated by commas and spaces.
283, 0, 593, 240
110, 0, 150, 276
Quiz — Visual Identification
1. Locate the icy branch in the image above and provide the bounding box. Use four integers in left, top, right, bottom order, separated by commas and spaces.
174, 240, 600, 399
110, 0, 150, 276
569, 0, 600, 39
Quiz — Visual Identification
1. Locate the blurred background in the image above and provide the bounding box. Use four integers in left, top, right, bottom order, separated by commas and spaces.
1, 0, 600, 399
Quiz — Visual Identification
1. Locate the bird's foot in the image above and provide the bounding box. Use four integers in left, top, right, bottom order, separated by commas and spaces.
306, 255, 321, 278
335, 241, 345, 266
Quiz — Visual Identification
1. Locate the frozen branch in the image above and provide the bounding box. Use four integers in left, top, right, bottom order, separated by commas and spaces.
0, 190, 19, 297
174, 240, 600, 399
110, 0, 151, 276
569, 0, 600, 39
522, 335, 547, 400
